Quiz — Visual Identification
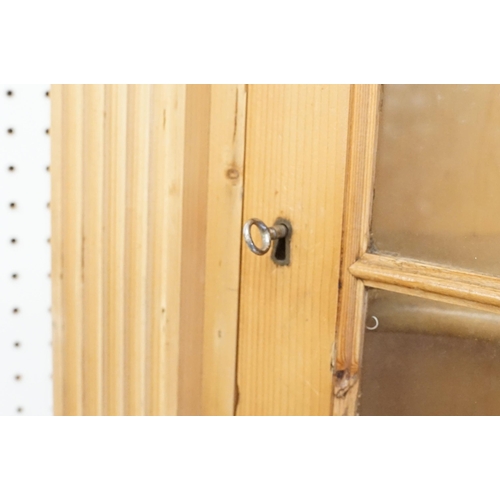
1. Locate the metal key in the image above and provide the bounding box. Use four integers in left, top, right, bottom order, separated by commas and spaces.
243, 218, 288, 256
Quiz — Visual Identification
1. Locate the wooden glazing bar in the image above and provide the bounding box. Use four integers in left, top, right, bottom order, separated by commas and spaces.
351, 253, 500, 314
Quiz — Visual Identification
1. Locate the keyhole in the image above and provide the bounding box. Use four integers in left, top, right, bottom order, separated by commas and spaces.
271, 218, 292, 266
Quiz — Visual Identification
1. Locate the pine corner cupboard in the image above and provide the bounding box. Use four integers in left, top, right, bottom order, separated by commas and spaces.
51, 84, 500, 416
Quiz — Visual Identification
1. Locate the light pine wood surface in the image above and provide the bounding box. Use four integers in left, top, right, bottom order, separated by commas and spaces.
82, 85, 105, 416
332, 85, 380, 416
202, 85, 247, 416
236, 85, 351, 416
102, 85, 127, 415
51, 84, 244, 415
351, 253, 500, 315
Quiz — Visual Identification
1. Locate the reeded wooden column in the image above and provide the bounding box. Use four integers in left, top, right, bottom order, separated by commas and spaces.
51, 84, 246, 415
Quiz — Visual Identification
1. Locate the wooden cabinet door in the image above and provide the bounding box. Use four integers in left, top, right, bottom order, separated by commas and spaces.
51, 84, 354, 416
335, 84, 500, 416
235, 85, 351, 415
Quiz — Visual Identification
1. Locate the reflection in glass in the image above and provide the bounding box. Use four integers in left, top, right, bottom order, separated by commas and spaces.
359, 289, 500, 416
372, 84, 500, 275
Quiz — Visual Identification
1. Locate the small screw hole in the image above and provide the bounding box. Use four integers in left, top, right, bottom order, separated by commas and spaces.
14, 374, 22, 381
8, 166, 15, 172
7, 128, 14, 134
12, 308, 19, 314
10, 238, 17, 244
17, 407, 23, 413
6, 90, 13, 97
9, 202, 16, 209
14, 342, 20, 348
11, 273, 18, 279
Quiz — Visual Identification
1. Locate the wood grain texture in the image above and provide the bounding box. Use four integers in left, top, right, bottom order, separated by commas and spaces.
202, 85, 247, 416
52, 85, 192, 415
146, 85, 186, 416
162, 86, 188, 415
332, 85, 380, 416
177, 85, 211, 415
236, 85, 351, 416
124, 85, 150, 415
60, 85, 84, 416
351, 253, 500, 315
82, 85, 105, 415
103, 85, 127, 415
52, 84, 242, 415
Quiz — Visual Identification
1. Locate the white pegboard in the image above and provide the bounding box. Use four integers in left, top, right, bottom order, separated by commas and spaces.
0, 85, 52, 415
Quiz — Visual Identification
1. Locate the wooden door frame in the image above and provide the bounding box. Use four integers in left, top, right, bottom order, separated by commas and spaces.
332, 84, 380, 416
333, 84, 500, 416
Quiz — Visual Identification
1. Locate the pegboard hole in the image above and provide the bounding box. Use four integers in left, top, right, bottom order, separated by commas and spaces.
2, 84, 52, 416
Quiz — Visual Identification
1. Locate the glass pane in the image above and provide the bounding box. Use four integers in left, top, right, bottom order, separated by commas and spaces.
372, 84, 500, 275
359, 289, 500, 416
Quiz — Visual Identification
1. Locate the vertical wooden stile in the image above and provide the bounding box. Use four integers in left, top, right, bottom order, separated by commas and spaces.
202, 85, 247, 416
177, 85, 211, 416
236, 85, 351, 416
332, 85, 380, 416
